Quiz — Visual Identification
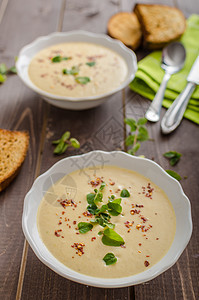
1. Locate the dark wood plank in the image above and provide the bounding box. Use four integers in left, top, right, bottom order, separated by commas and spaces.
0, 0, 62, 299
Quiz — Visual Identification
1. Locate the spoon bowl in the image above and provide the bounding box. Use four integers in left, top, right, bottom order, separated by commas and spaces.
145, 42, 186, 122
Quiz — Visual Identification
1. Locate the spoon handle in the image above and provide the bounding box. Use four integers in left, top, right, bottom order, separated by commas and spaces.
145, 72, 171, 122
161, 82, 196, 134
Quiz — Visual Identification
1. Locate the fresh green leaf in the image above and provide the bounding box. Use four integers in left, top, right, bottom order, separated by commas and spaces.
0, 73, 6, 83
61, 131, 71, 142
86, 61, 96, 67
98, 231, 103, 236
99, 182, 106, 191
124, 118, 137, 132
75, 76, 90, 84
51, 55, 62, 63
125, 135, 135, 146
132, 142, 141, 154
120, 189, 130, 198
163, 151, 182, 166
166, 170, 181, 181
8, 66, 17, 74
87, 193, 95, 205
103, 253, 117, 265
108, 201, 122, 216
52, 139, 61, 145
70, 138, 80, 148
62, 69, 71, 75
62, 56, 72, 61
0, 63, 7, 75
137, 118, 147, 126
78, 222, 93, 233
62, 66, 79, 75
127, 149, 135, 156
102, 228, 124, 246
137, 126, 149, 142
53, 140, 66, 154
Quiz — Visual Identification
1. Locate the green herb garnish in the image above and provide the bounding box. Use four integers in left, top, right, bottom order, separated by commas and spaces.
107, 198, 122, 216
166, 170, 181, 181
0, 62, 17, 84
120, 189, 130, 198
103, 253, 117, 265
125, 117, 149, 155
52, 131, 80, 155
102, 228, 124, 247
163, 151, 182, 166
51, 55, 72, 63
86, 61, 96, 67
78, 222, 93, 233
75, 76, 90, 85
62, 65, 79, 75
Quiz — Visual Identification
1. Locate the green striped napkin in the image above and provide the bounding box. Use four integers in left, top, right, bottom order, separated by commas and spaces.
130, 14, 199, 124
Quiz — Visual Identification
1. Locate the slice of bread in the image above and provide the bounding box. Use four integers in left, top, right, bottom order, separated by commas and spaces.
0, 129, 29, 192
107, 12, 142, 50
134, 4, 186, 49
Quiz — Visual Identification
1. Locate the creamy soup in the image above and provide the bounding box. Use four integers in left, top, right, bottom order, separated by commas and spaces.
28, 42, 128, 97
37, 166, 176, 278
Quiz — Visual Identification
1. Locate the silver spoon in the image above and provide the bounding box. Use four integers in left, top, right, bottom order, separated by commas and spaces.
145, 42, 186, 122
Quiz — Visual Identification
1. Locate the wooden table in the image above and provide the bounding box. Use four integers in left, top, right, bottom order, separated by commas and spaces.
0, 0, 198, 299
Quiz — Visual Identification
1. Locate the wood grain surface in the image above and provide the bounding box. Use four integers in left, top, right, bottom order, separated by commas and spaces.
0, 0, 198, 299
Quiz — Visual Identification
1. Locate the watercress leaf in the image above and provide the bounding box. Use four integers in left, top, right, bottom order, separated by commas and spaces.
87, 205, 99, 215
120, 189, 130, 198
102, 228, 124, 246
163, 151, 177, 158
103, 253, 117, 265
8, 66, 17, 74
0, 73, 6, 83
75, 76, 90, 84
51, 55, 62, 63
108, 198, 121, 204
124, 118, 137, 132
125, 134, 135, 146
163, 151, 181, 166
170, 156, 181, 166
166, 170, 181, 181
127, 149, 135, 156
94, 191, 103, 203
105, 222, 115, 229
70, 138, 80, 148
132, 142, 141, 154
78, 222, 93, 233
87, 193, 95, 205
53, 140, 65, 154
98, 231, 103, 236
62, 68, 71, 75
137, 117, 147, 126
60, 143, 69, 154
61, 131, 70, 142
137, 126, 149, 142
99, 182, 106, 191
52, 139, 61, 145
0, 63, 7, 75
62, 56, 72, 61
71, 66, 79, 75
108, 202, 122, 216
98, 204, 108, 213
86, 61, 96, 67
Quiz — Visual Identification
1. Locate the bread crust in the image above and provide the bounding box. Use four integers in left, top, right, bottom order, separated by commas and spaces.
107, 12, 142, 50
0, 129, 29, 192
134, 4, 186, 49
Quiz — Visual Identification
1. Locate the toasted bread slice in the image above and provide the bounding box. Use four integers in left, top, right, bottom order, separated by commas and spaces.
134, 4, 186, 49
108, 12, 142, 50
0, 129, 29, 192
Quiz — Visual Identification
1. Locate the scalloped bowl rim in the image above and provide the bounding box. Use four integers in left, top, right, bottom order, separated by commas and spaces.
16, 31, 137, 102
22, 151, 192, 288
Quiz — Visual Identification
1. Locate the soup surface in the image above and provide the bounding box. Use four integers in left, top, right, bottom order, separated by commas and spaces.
37, 165, 176, 278
28, 42, 128, 97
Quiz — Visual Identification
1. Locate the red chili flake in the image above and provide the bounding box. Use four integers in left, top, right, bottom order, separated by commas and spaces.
82, 211, 93, 217
61, 236, 64, 238
58, 199, 77, 208
69, 225, 71, 229
109, 181, 115, 186
55, 230, 60, 237
155, 213, 157, 215
138, 250, 141, 253
130, 209, 140, 215
156, 238, 159, 240
109, 190, 112, 193
62, 211, 65, 215
124, 221, 134, 228
71, 242, 85, 256
139, 243, 142, 246
76, 232, 79, 235
73, 221, 77, 225
136, 204, 144, 208
89, 177, 102, 187
146, 255, 150, 257
144, 260, 150, 267
115, 188, 121, 193
58, 221, 62, 225
72, 256, 74, 259
141, 216, 148, 223
91, 237, 96, 242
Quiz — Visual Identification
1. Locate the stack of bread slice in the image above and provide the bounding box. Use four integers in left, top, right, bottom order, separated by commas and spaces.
108, 4, 186, 50
0, 129, 29, 192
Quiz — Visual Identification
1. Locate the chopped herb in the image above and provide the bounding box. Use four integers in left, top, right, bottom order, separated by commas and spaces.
166, 170, 181, 181
75, 76, 90, 85
120, 189, 130, 198
107, 198, 122, 216
86, 61, 96, 67
52, 131, 80, 155
103, 253, 117, 265
0, 61, 17, 84
163, 151, 182, 166
125, 117, 149, 155
78, 222, 93, 233
51, 55, 71, 63
102, 228, 125, 247
62, 65, 79, 75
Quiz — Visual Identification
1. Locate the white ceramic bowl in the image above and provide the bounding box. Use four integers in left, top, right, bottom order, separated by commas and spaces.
22, 151, 192, 288
16, 31, 137, 110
